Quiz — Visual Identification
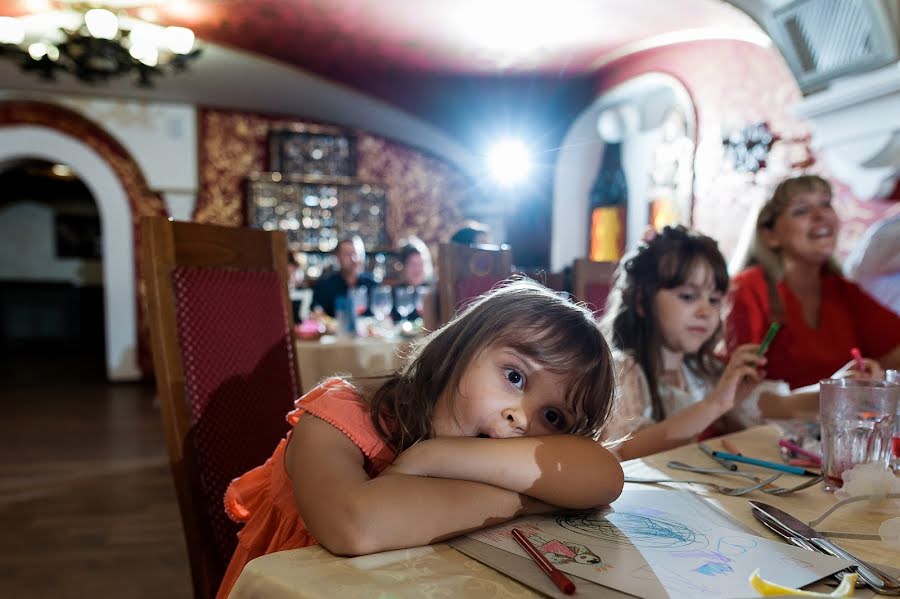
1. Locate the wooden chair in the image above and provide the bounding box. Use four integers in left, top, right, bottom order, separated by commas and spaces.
141, 217, 301, 599
437, 242, 513, 325
572, 258, 618, 316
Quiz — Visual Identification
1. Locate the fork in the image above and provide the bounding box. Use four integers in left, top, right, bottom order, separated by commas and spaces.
667, 461, 823, 495
623, 473, 783, 496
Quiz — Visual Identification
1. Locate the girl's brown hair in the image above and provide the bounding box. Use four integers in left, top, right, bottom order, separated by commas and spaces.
743, 175, 841, 320
601, 226, 729, 421
368, 277, 615, 451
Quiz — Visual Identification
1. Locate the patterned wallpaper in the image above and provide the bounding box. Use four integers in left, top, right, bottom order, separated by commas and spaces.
195, 108, 468, 254
596, 40, 900, 263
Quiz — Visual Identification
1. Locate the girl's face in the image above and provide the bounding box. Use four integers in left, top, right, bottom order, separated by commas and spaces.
652, 261, 722, 358
765, 185, 838, 265
431, 344, 575, 438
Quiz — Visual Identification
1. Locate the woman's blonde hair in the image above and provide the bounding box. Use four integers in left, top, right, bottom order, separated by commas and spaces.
368, 277, 616, 451
743, 175, 841, 319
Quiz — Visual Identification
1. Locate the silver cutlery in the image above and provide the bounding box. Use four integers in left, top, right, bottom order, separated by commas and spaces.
750, 501, 900, 595
751, 502, 865, 588
623, 473, 782, 496
667, 461, 824, 495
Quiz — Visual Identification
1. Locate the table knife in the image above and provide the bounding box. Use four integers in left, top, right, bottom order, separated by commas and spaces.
751, 503, 865, 587
749, 501, 900, 595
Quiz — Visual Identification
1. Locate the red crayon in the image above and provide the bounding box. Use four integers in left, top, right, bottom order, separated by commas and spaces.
851, 347, 865, 372
511, 527, 577, 595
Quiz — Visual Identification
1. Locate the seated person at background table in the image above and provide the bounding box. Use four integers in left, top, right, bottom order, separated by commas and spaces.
311, 235, 376, 317
597, 226, 876, 462
449, 220, 492, 246
725, 175, 900, 390
390, 236, 433, 322
216, 279, 624, 599
286, 251, 306, 323
844, 212, 900, 317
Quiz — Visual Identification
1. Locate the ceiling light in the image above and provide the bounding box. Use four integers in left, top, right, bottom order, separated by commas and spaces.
0, 5, 202, 87
487, 139, 532, 185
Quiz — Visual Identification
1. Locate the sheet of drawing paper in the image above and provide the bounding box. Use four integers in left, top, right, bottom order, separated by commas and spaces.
464, 489, 850, 599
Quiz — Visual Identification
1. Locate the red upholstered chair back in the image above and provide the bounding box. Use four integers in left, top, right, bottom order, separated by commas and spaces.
141, 217, 300, 599
573, 258, 618, 317
437, 242, 513, 325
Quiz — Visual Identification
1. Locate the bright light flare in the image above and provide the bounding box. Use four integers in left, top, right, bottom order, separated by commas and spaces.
486, 139, 532, 185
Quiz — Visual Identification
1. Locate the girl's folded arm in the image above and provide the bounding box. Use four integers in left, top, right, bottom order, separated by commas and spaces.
286, 414, 554, 556
385, 435, 624, 509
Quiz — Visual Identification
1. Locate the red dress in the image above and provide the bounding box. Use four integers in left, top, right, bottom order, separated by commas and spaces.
725, 266, 900, 389
216, 378, 397, 599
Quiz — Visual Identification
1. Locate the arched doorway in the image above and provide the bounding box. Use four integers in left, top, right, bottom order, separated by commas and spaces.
0, 159, 106, 375
0, 126, 139, 380
551, 73, 696, 271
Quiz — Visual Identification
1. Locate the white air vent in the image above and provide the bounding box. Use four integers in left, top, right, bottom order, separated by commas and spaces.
768, 0, 899, 94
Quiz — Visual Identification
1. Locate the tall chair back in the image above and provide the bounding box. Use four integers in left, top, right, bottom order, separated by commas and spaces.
573, 258, 618, 316
141, 217, 301, 599
437, 242, 513, 325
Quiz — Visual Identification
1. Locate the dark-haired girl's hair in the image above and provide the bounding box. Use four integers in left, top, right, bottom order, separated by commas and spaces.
368, 277, 616, 451
601, 226, 729, 421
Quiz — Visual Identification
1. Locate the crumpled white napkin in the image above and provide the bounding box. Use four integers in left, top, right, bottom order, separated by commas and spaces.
834, 463, 900, 501
831, 463, 900, 547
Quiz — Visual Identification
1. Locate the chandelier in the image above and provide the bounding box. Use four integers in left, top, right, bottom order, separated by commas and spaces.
0, 4, 201, 86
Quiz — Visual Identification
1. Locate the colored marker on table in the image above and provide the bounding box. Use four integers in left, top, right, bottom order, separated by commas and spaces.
699, 442, 737, 470
711, 450, 820, 476
850, 347, 865, 372
757, 322, 781, 356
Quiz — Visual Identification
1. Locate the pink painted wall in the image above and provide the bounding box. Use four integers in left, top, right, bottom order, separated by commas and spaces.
595, 40, 899, 262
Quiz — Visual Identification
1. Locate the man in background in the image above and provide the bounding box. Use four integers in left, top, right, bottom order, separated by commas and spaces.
312, 235, 375, 317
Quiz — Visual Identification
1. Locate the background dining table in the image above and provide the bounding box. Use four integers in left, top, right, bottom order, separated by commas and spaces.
228, 425, 900, 598
294, 334, 414, 393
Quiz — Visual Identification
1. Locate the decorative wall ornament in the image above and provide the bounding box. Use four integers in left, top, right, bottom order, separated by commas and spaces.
722, 121, 776, 173
648, 107, 695, 229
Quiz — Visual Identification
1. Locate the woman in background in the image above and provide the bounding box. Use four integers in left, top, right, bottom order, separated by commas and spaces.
391, 236, 433, 322
726, 175, 900, 389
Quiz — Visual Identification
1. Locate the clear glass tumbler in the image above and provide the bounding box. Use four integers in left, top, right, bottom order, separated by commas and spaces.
819, 378, 899, 491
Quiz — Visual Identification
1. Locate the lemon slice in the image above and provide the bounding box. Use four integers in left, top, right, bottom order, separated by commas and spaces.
749, 568, 858, 597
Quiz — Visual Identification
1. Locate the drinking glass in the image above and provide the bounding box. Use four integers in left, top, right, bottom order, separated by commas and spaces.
350, 286, 368, 316
394, 286, 416, 319
370, 285, 393, 321
819, 378, 899, 491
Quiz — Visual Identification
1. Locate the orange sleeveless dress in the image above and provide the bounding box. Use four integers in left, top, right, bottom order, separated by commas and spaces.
216, 378, 397, 599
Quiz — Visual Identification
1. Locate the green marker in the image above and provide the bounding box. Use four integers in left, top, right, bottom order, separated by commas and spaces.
757, 322, 781, 356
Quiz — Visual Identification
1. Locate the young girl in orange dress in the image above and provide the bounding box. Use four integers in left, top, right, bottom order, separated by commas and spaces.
217, 279, 625, 598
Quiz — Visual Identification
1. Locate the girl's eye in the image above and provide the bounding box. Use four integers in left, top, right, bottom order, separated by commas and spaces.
791, 205, 809, 216
504, 368, 525, 390
678, 292, 697, 302
709, 295, 722, 306
542, 408, 567, 431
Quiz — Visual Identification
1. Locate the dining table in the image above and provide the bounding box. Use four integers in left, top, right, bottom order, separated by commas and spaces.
227, 424, 900, 598
294, 334, 414, 393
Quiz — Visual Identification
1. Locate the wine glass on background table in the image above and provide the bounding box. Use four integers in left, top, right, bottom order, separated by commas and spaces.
371, 285, 393, 322
394, 286, 416, 320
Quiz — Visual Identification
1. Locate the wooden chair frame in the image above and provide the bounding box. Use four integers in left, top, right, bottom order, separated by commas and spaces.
572, 258, 618, 314
437, 242, 513, 325
141, 217, 300, 599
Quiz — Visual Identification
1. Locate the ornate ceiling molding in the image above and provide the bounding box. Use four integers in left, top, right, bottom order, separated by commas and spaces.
792, 64, 900, 199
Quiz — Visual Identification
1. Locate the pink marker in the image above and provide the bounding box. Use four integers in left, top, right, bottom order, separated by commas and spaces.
850, 347, 865, 372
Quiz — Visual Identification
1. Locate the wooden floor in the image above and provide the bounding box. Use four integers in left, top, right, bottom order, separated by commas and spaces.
0, 353, 191, 599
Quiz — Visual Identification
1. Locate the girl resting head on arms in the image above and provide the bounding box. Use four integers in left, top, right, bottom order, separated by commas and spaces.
217, 278, 623, 598
599, 226, 769, 460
